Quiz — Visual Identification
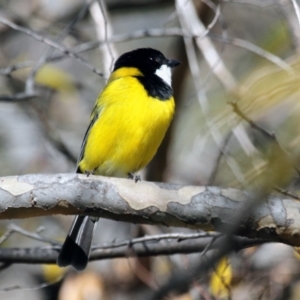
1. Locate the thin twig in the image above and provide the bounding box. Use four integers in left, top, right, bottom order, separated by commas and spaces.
92, 232, 219, 250
90, 0, 117, 76
277, 0, 300, 52
1, 8, 87, 162
25, 1, 91, 94
0, 61, 33, 76
176, 0, 238, 93
0, 228, 14, 246
209, 34, 295, 74
198, 0, 231, 87
229, 101, 276, 139
59, 31, 295, 74
151, 184, 270, 300
0, 224, 60, 246
273, 186, 300, 200
26, 94, 77, 163
176, 0, 247, 187
0, 30, 293, 78
0, 235, 265, 264
199, 234, 223, 258
0, 277, 62, 293
207, 131, 234, 185
222, 0, 277, 7
0, 92, 38, 102
229, 100, 300, 177
291, 0, 300, 29
0, 16, 104, 77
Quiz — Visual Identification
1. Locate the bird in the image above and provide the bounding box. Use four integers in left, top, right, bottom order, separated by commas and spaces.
57, 48, 180, 271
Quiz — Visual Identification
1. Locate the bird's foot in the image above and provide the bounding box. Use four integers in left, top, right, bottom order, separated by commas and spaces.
84, 170, 94, 177
128, 173, 141, 183
134, 175, 141, 183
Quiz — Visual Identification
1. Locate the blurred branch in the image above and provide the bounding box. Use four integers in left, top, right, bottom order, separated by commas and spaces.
0, 10, 103, 102
279, 0, 300, 51
176, 0, 238, 93
229, 100, 300, 176
84, 22, 293, 73
0, 91, 39, 102
25, 101, 78, 164
42, 132, 77, 164
229, 101, 277, 139
152, 171, 275, 298
222, 0, 275, 6
291, 0, 300, 29
0, 224, 59, 246
92, 232, 219, 249
0, 174, 300, 245
0, 276, 62, 293
11, 16, 87, 162
176, 0, 247, 187
0, 16, 104, 77
209, 34, 295, 74
90, 0, 118, 76
273, 186, 300, 200
0, 61, 33, 76
0, 234, 265, 264
207, 131, 234, 185
72, 31, 295, 73
0, 29, 293, 81
25, 2, 91, 94
151, 236, 234, 299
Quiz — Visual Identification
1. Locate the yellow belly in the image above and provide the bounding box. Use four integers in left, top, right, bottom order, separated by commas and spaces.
78, 73, 175, 177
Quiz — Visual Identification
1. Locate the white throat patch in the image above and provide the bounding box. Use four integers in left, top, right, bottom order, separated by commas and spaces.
155, 64, 172, 86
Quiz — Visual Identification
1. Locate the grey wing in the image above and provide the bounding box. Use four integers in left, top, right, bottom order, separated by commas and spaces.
76, 110, 99, 173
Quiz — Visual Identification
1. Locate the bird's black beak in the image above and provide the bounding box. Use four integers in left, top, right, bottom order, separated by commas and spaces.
166, 59, 181, 68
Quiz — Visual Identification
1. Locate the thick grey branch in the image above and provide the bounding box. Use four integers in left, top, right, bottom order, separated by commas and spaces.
0, 173, 299, 245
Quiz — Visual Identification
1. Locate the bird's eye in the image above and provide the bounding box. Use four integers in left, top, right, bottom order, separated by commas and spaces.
149, 57, 160, 63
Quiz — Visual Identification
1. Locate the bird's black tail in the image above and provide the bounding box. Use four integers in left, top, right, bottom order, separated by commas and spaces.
57, 215, 98, 271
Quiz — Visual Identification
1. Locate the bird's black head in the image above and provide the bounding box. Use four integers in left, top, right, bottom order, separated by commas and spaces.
113, 48, 180, 99
113, 48, 180, 76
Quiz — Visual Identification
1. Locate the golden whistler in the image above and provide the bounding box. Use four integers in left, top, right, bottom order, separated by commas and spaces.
57, 48, 180, 271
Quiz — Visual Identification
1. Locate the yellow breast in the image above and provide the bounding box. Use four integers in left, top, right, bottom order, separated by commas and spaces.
78, 67, 175, 177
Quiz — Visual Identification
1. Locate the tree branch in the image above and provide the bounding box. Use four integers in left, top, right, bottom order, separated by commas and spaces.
0, 16, 104, 77
0, 235, 264, 264
0, 174, 300, 246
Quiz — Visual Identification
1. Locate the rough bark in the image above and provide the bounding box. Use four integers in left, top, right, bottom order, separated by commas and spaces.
0, 173, 299, 245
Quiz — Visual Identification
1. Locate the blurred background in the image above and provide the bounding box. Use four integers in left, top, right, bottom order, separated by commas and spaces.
1, 0, 300, 299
